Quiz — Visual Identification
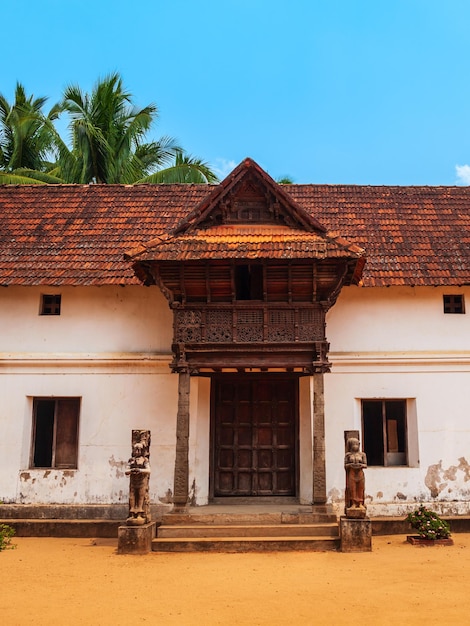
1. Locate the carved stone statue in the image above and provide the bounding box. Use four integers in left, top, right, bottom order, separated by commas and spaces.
125, 430, 151, 525
344, 437, 367, 518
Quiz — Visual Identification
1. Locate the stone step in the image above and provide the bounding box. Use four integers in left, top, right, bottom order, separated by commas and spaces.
151, 536, 340, 553
158, 523, 339, 539
0, 504, 128, 519
0, 519, 120, 538
161, 512, 337, 526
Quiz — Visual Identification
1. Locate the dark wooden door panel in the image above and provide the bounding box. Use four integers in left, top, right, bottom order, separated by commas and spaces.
213, 377, 296, 496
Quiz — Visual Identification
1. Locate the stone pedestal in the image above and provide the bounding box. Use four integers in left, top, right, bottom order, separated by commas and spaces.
117, 521, 157, 554
345, 505, 367, 519
340, 516, 372, 552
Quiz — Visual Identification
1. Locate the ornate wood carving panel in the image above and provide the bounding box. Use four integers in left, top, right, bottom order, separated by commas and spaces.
174, 305, 325, 344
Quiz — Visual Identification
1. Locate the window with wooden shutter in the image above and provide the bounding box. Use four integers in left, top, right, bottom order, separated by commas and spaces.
31, 398, 80, 469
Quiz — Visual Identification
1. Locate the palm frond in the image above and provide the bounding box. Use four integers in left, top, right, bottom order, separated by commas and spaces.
136, 158, 219, 184
0, 170, 47, 184
13, 168, 65, 183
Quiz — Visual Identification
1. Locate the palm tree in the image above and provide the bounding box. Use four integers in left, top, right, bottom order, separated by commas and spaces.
0, 83, 59, 184
56, 73, 218, 184
136, 149, 218, 184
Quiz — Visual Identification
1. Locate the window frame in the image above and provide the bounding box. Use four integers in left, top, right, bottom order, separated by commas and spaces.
40, 294, 62, 316
361, 398, 408, 467
443, 294, 465, 314
30, 397, 80, 469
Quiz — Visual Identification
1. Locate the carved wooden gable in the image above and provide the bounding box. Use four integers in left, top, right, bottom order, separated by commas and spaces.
199, 174, 299, 228
174, 157, 326, 235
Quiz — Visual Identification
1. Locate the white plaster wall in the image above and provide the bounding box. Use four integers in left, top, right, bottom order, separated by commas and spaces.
0, 285, 173, 353
298, 376, 314, 504
0, 366, 179, 505
0, 285, 178, 505
327, 285, 470, 353
3, 282, 470, 514
324, 285, 470, 516
189, 377, 211, 505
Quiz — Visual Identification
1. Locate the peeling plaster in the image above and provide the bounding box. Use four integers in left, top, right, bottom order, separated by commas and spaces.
443, 466, 457, 481
108, 455, 127, 479
327, 487, 342, 503
188, 479, 197, 507
395, 492, 407, 500
425, 458, 470, 498
457, 457, 470, 481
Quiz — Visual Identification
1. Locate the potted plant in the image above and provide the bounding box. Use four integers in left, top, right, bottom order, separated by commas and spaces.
406, 505, 453, 545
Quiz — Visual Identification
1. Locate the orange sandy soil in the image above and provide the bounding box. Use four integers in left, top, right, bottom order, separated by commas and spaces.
1, 534, 469, 626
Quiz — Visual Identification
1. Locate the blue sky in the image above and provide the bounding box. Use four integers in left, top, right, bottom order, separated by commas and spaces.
4, 0, 470, 185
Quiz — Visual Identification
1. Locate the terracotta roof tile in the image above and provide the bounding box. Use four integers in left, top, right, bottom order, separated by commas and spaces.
126, 224, 362, 262
1, 181, 470, 287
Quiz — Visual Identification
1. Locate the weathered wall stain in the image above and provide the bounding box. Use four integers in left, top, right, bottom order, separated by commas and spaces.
159, 489, 173, 504
108, 455, 127, 479
425, 461, 446, 498
327, 487, 342, 503
425, 457, 470, 498
457, 457, 470, 481
188, 479, 197, 507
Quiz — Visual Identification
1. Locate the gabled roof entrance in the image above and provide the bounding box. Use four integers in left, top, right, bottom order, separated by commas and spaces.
127, 158, 365, 273
126, 159, 366, 374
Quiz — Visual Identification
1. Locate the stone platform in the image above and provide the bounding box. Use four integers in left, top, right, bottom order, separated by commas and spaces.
117, 521, 158, 554
340, 516, 372, 552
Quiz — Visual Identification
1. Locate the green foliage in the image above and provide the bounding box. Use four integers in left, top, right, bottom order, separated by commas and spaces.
56, 73, 217, 184
0, 74, 218, 185
0, 83, 58, 174
276, 176, 294, 184
0, 523, 16, 551
406, 505, 451, 540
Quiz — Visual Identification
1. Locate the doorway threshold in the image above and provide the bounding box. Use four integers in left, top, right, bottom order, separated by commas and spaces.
210, 497, 299, 505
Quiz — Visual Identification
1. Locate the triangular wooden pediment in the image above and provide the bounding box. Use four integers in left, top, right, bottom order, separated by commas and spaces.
173, 158, 326, 235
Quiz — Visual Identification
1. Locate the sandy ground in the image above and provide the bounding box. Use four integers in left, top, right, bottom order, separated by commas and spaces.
1, 534, 470, 626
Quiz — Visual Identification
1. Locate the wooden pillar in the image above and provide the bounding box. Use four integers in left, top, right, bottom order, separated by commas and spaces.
313, 372, 327, 504
173, 370, 191, 512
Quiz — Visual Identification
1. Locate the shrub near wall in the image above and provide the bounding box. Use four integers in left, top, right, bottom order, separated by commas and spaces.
0, 523, 16, 551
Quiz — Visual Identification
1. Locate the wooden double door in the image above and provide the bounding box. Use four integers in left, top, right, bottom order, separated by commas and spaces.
212, 375, 297, 497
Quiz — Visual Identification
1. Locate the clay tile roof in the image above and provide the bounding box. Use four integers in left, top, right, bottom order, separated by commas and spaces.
0, 184, 207, 286
0, 168, 470, 288
287, 184, 470, 287
126, 224, 330, 262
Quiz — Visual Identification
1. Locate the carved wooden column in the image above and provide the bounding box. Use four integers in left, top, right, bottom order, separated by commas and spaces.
173, 370, 191, 512
312, 372, 327, 504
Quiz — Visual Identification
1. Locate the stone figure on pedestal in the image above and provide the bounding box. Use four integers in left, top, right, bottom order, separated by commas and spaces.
125, 430, 151, 525
344, 437, 367, 518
